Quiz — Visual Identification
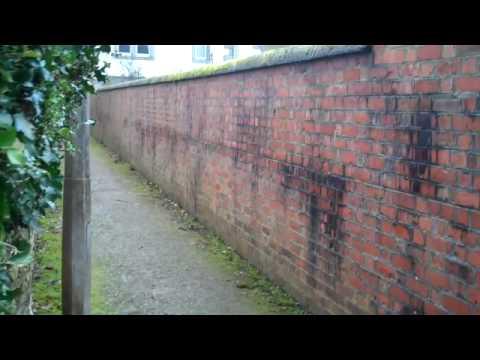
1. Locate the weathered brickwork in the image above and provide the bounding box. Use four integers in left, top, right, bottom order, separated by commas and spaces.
91, 45, 480, 314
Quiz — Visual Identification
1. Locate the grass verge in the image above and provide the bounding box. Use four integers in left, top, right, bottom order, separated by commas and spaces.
32, 200, 111, 315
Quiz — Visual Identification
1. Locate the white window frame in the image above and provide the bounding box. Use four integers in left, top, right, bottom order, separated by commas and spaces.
117, 45, 132, 56
224, 45, 239, 61
113, 45, 153, 60
134, 45, 152, 58
192, 45, 211, 64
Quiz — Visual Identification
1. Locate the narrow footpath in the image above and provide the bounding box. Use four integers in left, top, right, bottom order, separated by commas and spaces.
90, 140, 299, 315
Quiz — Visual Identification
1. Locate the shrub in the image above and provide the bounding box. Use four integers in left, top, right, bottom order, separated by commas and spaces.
0, 45, 110, 314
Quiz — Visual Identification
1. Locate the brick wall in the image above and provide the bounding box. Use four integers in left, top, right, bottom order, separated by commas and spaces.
91, 45, 480, 314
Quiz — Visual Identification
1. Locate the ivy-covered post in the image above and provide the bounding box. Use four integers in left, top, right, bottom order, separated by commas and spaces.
62, 96, 92, 315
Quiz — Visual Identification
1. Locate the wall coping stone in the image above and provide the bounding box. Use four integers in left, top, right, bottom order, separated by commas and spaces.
97, 45, 371, 92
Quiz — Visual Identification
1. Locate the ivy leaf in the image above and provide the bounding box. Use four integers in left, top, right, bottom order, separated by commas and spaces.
27, 90, 44, 116
0, 112, 13, 128
13, 113, 35, 140
22, 49, 40, 59
6, 148, 27, 166
0, 289, 17, 302
0, 191, 9, 221
0, 223, 5, 242
14, 67, 34, 83
40, 146, 57, 163
0, 69, 13, 84
0, 270, 11, 288
8, 240, 33, 266
0, 126, 16, 148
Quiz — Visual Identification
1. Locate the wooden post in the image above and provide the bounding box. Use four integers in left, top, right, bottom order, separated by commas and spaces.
62, 97, 92, 315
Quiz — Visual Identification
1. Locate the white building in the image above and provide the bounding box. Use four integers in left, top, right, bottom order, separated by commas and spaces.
100, 45, 262, 80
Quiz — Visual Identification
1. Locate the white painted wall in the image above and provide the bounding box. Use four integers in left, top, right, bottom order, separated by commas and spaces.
100, 45, 262, 79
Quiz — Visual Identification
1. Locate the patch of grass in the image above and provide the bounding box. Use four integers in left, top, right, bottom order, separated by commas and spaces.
195, 230, 306, 315
32, 199, 112, 315
142, 181, 306, 315
91, 260, 114, 314
32, 204, 63, 315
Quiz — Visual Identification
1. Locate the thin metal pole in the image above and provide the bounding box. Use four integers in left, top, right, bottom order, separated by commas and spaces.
62, 97, 92, 315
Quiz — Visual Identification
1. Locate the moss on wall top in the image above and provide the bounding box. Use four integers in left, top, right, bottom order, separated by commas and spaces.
97, 45, 370, 92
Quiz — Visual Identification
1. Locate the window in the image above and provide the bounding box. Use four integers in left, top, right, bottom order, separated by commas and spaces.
118, 45, 131, 54
224, 45, 239, 61
113, 45, 153, 59
135, 45, 151, 57
192, 45, 212, 63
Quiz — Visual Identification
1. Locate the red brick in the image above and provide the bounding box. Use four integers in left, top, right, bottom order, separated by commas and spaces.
340, 125, 358, 137
426, 236, 451, 253
363, 243, 381, 258
442, 295, 471, 315
389, 285, 410, 303
380, 205, 396, 219
455, 77, 480, 92
375, 261, 395, 279
368, 156, 385, 170
450, 151, 467, 168
414, 79, 440, 93
341, 151, 357, 165
467, 250, 480, 267
454, 190, 479, 208
424, 303, 446, 315
382, 49, 405, 64
469, 288, 480, 305
472, 212, 480, 229
353, 111, 370, 124
436, 62, 459, 76
413, 229, 425, 246
392, 254, 413, 272
406, 49, 417, 62
348, 82, 372, 95
397, 97, 419, 111
377, 233, 397, 250
431, 166, 455, 184
462, 58, 478, 74
406, 277, 429, 298
426, 269, 450, 289
368, 97, 385, 110
395, 193, 416, 210
344, 68, 361, 81
436, 149, 450, 166
419, 216, 433, 231
417, 45, 443, 60
454, 207, 469, 226
457, 134, 471, 150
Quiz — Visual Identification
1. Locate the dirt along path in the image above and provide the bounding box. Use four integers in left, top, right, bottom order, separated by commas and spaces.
90, 140, 304, 315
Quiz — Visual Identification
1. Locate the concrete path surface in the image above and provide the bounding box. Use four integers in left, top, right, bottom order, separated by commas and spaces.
90, 141, 268, 315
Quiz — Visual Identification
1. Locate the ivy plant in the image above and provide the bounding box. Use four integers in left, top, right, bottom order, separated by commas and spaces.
0, 45, 110, 314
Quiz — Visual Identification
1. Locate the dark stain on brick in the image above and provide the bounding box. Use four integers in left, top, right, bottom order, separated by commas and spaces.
281, 163, 295, 176
401, 303, 424, 315
407, 114, 433, 194
304, 172, 346, 283
450, 221, 469, 232
307, 194, 320, 270
446, 257, 473, 284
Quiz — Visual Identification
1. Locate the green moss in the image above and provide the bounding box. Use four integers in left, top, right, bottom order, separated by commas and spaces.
91, 259, 114, 314
32, 197, 112, 315
194, 230, 306, 315
32, 204, 63, 315
137, 178, 307, 315
98, 45, 370, 92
